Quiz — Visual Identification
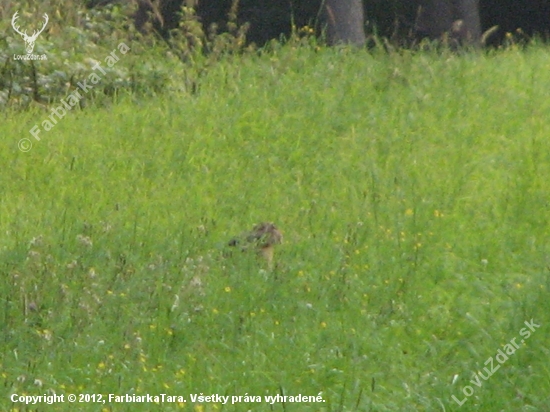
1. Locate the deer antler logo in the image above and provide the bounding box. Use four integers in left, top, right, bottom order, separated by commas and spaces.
12, 11, 49, 54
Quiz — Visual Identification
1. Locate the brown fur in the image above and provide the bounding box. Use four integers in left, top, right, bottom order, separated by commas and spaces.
228, 222, 283, 267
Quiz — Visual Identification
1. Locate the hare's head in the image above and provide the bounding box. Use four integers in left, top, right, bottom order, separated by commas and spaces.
247, 222, 283, 248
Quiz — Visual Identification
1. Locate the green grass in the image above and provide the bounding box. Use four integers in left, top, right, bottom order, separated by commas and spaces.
2, 43, 550, 411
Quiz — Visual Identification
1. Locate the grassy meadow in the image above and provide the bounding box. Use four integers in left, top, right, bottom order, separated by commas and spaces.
2, 42, 550, 411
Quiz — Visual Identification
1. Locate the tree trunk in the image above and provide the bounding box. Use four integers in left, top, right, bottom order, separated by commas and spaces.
455, 0, 481, 43
323, 0, 366, 46
416, 0, 481, 46
416, 0, 453, 39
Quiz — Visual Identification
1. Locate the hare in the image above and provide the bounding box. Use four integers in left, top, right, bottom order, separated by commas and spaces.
228, 222, 283, 267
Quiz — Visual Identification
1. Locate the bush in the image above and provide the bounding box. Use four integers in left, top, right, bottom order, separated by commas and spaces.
0, 0, 252, 110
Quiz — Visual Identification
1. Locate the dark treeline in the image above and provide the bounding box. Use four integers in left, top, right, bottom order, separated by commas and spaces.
92, 0, 550, 47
